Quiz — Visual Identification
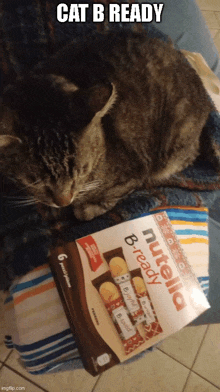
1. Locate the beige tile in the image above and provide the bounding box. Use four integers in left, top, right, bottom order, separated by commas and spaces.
0, 343, 12, 363
5, 349, 99, 392
94, 349, 189, 392
193, 324, 220, 388
196, 0, 220, 12
183, 372, 220, 392
0, 321, 6, 346
209, 29, 219, 39
215, 12, 220, 26
214, 30, 220, 54
158, 325, 208, 368
0, 366, 44, 392
201, 11, 220, 29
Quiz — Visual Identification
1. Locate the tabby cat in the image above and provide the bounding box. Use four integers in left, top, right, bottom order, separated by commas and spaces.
0, 29, 214, 220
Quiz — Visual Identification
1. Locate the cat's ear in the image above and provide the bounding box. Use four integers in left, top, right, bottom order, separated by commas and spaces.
88, 83, 117, 118
0, 105, 22, 148
0, 135, 22, 148
50, 74, 79, 93
50, 75, 117, 117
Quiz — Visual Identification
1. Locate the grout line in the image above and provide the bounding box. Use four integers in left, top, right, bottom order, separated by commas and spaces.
155, 349, 191, 392
91, 374, 102, 392
2, 349, 13, 364
158, 325, 219, 392
181, 370, 220, 392
181, 325, 212, 392
190, 369, 220, 390
181, 370, 192, 392
2, 363, 49, 392
156, 347, 192, 371
214, 11, 220, 29
190, 324, 209, 370
157, 324, 209, 379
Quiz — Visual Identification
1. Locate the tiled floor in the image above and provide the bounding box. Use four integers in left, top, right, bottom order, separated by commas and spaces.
198, 0, 220, 53
1, 1, 220, 392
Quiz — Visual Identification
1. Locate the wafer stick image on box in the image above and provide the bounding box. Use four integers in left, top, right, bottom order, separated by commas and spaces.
103, 247, 145, 325
92, 271, 145, 355
131, 270, 163, 340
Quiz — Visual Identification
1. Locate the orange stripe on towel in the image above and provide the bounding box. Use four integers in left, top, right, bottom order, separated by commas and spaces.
14, 281, 56, 305
21, 263, 50, 280
151, 206, 208, 212
28, 263, 50, 274
179, 238, 209, 245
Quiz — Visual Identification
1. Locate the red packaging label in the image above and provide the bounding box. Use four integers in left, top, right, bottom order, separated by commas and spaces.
77, 236, 103, 271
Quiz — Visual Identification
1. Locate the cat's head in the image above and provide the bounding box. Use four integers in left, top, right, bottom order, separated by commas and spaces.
0, 74, 117, 207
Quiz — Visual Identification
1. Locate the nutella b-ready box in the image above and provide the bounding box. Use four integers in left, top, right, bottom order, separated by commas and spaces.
48, 212, 210, 376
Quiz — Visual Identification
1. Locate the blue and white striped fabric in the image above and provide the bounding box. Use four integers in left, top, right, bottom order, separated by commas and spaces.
3, 206, 209, 374
152, 206, 209, 297
3, 264, 80, 374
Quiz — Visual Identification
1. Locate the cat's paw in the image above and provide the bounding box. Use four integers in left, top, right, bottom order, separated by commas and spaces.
74, 204, 108, 221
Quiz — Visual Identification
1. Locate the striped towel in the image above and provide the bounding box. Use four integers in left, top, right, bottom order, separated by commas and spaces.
3, 264, 81, 374
152, 206, 209, 296
3, 207, 209, 374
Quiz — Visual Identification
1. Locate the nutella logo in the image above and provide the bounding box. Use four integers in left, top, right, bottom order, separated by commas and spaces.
125, 226, 187, 312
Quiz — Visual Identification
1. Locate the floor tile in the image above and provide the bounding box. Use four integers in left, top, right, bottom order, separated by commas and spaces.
214, 30, 220, 55
209, 29, 219, 39
93, 349, 189, 392
0, 343, 12, 363
215, 12, 220, 26
193, 324, 220, 388
5, 349, 99, 392
183, 371, 220, 392
158, 325, 208, 368
196, 0, 220, 12
201, 11, 220, 29
0, 366, 45, 392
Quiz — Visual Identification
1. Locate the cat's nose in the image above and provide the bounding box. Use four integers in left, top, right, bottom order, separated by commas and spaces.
53, 192, 73, 207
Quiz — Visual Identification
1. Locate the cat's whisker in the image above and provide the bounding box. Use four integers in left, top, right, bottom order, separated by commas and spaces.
8, 197, 36, 203
6, 195, 37, 207
7, 201, 37, 208
18, 179, 43, 191
4, 195, 35, 200
79, 180, 102, 193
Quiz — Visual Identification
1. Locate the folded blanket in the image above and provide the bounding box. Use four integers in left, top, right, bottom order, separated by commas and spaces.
3, 207, 209, 374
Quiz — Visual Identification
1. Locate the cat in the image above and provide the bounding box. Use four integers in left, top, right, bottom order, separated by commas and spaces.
0, 29, 215, 220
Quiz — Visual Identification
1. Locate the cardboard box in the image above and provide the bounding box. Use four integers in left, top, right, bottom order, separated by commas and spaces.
49, 212, 210, 376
